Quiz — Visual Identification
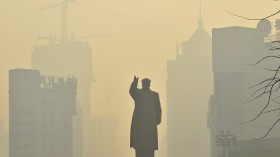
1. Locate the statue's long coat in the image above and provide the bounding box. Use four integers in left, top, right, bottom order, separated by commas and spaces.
129, 80, 162, 150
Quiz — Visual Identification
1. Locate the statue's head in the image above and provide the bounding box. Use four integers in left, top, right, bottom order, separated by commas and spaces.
141, 78, 151, 89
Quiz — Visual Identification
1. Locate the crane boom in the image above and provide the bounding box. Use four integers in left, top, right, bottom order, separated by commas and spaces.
39, 0, 75, 44
39, 2, 63, 11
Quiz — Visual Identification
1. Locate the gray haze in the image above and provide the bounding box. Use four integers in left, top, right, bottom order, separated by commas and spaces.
1, 1, 280, 157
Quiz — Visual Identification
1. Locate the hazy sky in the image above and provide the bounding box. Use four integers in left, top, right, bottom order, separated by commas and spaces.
0, 0, 278, 157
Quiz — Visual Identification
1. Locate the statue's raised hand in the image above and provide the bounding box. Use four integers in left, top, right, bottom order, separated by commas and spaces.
133, 75, 139, 82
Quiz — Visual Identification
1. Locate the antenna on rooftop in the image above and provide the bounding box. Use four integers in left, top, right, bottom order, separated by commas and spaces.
198, 0, 203, 27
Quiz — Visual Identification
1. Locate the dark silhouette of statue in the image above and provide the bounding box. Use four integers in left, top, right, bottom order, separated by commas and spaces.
129, 76, 162, 157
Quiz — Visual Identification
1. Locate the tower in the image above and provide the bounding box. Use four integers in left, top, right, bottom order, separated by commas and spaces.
32, 41, 93, 157
9, 69, 77, 157
33, 2, 94, 157
166, 1, 213, 156
210, 19, 280, 157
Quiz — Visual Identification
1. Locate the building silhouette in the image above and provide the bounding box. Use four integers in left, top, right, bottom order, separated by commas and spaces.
166, 16, 213, 157
209, 19, 280, 157
33, 2, 94, 156
0, 119, 4, 155
73, 104, 83, 157
91, 116, 118, 157
32, 40, 93, 157
9, 69, 77, 157
0, 118, 8, 157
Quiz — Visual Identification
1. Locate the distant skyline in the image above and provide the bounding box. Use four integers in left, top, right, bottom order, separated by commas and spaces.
0, 1, 279, 157
1, 0, 278, 123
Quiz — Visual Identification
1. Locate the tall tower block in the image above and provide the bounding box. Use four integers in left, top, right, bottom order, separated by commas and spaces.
9, 69, 77, 157
166, 20, 212, 157
0, 119, 8, 157
32, 41, 93, 157
166, 2, 212, 156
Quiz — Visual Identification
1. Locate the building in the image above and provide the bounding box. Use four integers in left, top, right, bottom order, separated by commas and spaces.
0, 118, 8, 157
91, 116, 118, 157
0, 119, 4, 155
73, 104, 83, 157
32, 40, 93, 157
32, 3, 94, 156
229, 139, 280, 157
209, 19, 280, 157
9, 69, 77, 157
166, 17, 213, 157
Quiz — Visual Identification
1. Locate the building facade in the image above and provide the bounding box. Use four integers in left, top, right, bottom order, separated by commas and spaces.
91, 116, 118, 157
209, 19, 280, 157
32, 41, 93, 157
166, 19, 213, 157
9, 69, 77, 157
0, 118, 8, 157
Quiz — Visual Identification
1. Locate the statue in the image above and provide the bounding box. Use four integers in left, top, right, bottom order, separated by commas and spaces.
129, 76, 162, 157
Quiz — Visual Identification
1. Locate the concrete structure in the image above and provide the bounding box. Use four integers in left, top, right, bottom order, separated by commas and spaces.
73, 104, 83, 157
0, 119, 8, 157
229, 139, 280, 157
32, 41, 93, 157
166, 18, 213, 157
91, 116, 118, 157
9, 69, 77, 157
0, 119, 4, 156
209, 20, 280, 157
34, 2, 94, 156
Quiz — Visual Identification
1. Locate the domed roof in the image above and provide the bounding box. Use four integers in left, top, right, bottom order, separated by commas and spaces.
256, 19, 271, 37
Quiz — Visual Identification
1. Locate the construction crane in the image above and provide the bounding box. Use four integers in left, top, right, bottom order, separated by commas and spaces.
40, 0, 75, 44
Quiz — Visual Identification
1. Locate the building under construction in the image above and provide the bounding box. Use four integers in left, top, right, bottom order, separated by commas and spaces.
32, 40, 93, 157
32, 1, 94, 157
9, 69, 77, 157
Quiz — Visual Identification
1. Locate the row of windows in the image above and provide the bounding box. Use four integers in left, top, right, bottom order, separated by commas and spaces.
11, 118, 70, 126
40, 145, 69, 150
13, 133, 32, 138
11, 144, 70, 151
11, 144, 29, 149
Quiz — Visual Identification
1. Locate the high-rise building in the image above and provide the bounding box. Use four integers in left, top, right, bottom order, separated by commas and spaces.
32, 41, 93, 157
33, 3, 94, 157
9, 69, 77, 157
0, 118, 8, 157
0, 119, 4, 155
73, 104, 83, 157
91, 116, 118, 157
166, 17, 213, 157
209, 19, 280, 157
